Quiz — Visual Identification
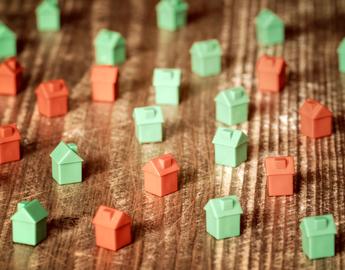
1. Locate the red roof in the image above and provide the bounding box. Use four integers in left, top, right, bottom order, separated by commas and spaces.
299, 99, 332, 119
91, 65, 119, 83
35, 79, 69, 99
0, 124, 20, 144
265, 156, 295, 176
142, 153, 179, 177
92, 205, 131, 229
256, 54, 286, 74
0, 57, 23, 76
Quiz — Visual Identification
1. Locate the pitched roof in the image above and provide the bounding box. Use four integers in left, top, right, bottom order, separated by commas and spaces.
133, 106, 164, 125
50, 141, 83, 164
156, 0, 188, 12
337, 38, 345, 53
0, 22, 16, 38
256, 54, 286, 74
11, 199, 48, 223
300, 214, 336, 238
153, 68, 181, 87
35, 79, 69, 99
190, 39, 222, 57
36, 0, 59, 14
92, 205, 131, 229
0, 57, 22, 76
255, 9, 283, 28
214, 87, 249, 106
212, 128, 248, 147
299, 99, 332, 119
0, 123, 20, 145
142, 153, 179, 177
94, 29, 125, 48
91, 65, 119, 83
265, 156, 295, 176
204, 195, 243, 218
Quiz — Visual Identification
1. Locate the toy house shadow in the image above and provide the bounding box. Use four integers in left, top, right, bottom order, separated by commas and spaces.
294, 171, 303, 194
188, 2, 223, 24
83, 156, 108, 181
179, 81, 190, 104
48, 216, 79, 233
333, 114, 345, 135
248, 102, 256, 122
335, 230, 345, 254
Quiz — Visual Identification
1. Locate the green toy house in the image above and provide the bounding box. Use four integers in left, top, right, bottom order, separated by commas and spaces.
35, 0, 60, 32
0, 22, 16, 59
204, 195, 243, 239
153, 68, 181, 105
133, 106, 164, 144
255, 9, 284, 46
190, 39, 222, 77
337, 38, 345, 73
156, 0, 188, 31
50, 141, 83, 185
94, 29, 126, 66
214, 87, 249, 125
300, 214, 336, 260
212, 127, 248, 167
11, 199, 48, 246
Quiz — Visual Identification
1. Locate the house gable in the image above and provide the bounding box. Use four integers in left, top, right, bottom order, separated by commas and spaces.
11, 199, 48, 223
50, 141, 83, 165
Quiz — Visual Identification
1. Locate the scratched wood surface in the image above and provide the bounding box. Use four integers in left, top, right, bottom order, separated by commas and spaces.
0, 0, 345, 269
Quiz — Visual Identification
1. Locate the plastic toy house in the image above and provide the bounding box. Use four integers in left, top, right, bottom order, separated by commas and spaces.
0, 22, 16, 59
0, 57, 23, 96
35, 0, 60, 32
299, 99, 332, 139
133, 106, 164, 144
142, 153, 180, 197
11, 199, 48, 246
92, 205, 132, 251
190, 39, 222, 77
212, 127, 248, 167
204, 195, 243, 239
50, 141, 83, 185
256, 54, 286, 93
337, 38, 345, 73
255, 9, 284, 46
264, 156, 295, 196
153, 68, 181, 105
35, 79, 69, 117
300, 214, 336, 260
94, 29, 126, 66
0, 124, 20, 164
156, 0, 188, 31
214, 87, 249, 125
91, 65, 119, 102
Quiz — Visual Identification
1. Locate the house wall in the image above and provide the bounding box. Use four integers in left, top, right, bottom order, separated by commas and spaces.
308, 235, 334, 259
0, 140, 20, 164
115, 225, 131, 250
12, 222, 36, 245
137, 123, 163, 143
217, 215, 241, 239
95, 226, 116, 250
59, 162, 82, 184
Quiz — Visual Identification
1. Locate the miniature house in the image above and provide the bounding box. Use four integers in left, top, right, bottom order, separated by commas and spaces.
264, 156, 295, 196
11, 199, 48, 246
133, 106, 164, 144
35, 0, 60, 32
0, 124, 20, 164
190, 39, 222, 77
156, 0, 188, 31
204, 195, 243, 239
299, 99, 332, 138
0, 22, 16, 59
256, 54, 286, 93
0, 57, 23, 96
300, 214, 336, 259
255, 9, 284, 46
212, 127, 248, 167
92, 205, 132, 251
91, 65, 119, 102
50, 141, 83, 185
142, 153, 180, 197
337, 38, 345, 73
214, 87, 249, 125
94, 29, 126, 65
153, 68, 181, 105
35, 79, 69, 117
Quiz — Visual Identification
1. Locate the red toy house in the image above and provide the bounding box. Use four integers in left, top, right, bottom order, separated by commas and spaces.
142, 153, 180, 197
299, 99, 332, 138
256, 54, 286, 93
0, 57, 23, 96
0, 124, 20, 164
265, 156, 295, 196
35, 79, 69, 117
90, 65, 119, 102
92, 205, 132, 251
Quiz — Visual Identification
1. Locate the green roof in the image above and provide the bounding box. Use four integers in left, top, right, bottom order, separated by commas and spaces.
337, 38, 345, 53
300, 214, 336, 238
156, 0, 188, 12
190, 39, 222, 57
50, 141, 83, 165
212, 128, 248, 147
36, 0, 59, 14
255, 9, 283, 28
153, 68, 181, 87
204, 195, 243, 218
214, 87, 249, 106
0, 22, 16, 38
11, 199, 48, 223
133, 106, 164, 125
94, 29, 125, 48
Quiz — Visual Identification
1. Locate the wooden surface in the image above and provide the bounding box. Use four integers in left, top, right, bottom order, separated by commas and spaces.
1, 0, 345, 269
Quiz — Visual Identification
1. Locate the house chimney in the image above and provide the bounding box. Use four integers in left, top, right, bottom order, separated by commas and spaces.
275, 157, 287, 169
104, 208, 115, 219
314, 217, 328, 230
0, 126, 14, 138
17, 201, 29, 210
144, 108, 156, 119
67, 143, 78, 153
159, 156, 172, 169
230, 88, 243, 99
220, 197, 235, 210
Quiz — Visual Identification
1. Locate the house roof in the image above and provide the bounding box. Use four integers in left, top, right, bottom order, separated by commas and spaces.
35, 79, 69, 99
337, 38, 345, 54
94, 29, 125, 48
156, 0, 188, 12
255, 9, 283, 29
0, 57, 23, 76
190, 39, 222, 57
0, 22, 16, 39
299, 99, 332, 119
91, 65, 119, 83
142, 153, 180, 177
133, 106, 164, 125
300, 214, 336, 238
92, 205, 131, 229
204, 195, 243, 218
265, 156, 294, 176
256, 54, 286, 74
11, 199, 48, 223
212, 127, 248, 147
36, 0, 59, 15
50, 141, 83, 165
153, 68, 181, 87
0, 123, 20, 145
214, 87, 249, 106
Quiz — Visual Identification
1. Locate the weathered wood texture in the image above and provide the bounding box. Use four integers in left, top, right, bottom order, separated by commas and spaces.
0, 0, 345, 269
